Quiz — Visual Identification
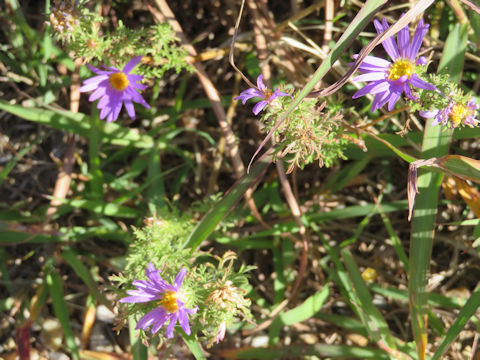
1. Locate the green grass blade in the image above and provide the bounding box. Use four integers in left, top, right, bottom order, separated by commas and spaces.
182, 333, 206, 360
378, 205, 409, 272
315, 312, 368, 336
269, 286, 329, 344
437, 23, 469, 83
409, 21, 468, 359
45, 266, 80, 360
0, 101, 155, 148
129, 315, 148, 360
431, 285, 480, 360
225, 344, 390, 359
341, 249, 396, 350
147, 142, 166, 212
89, 114, 104, 199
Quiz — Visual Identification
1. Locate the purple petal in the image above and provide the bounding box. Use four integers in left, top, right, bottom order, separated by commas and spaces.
374, 19, 399, 60
410, 19, 429, 60
165, 312, 178, 338
397, 24, 410, 58
354, 54, 391, 70
111, 98, 123, 122
151, 310, 169, 334
124, 100, 136, 120
123, 55, 143, 74
88, 85, 108, 102
387, 91, 401, 111
119, 293, 158, 303
130, 82, 148, 91
234, 88, 263, 104
252, 101, 268, 115
177, 308, 191, 335
271, 88, 293, 100
256, 74, 266, 91
106, 111, 116, 123
82, 74, 109, 85
396, 74, 409, 83
136, 308, 166, 330
416, 56, 427, 66
125, 87, 150, 108
185, 305, 198, 315
87, 64, 112, 75
174, 268, 187, 290
419, 109, 439, 118
136, 308, 164, 330
352, 80, 385, 99
353, 72, 386, 82
371, 91, 390, 112
127, 74, 144, 82
404, 84, 415, 100
97, 88, 113, 109
367, 80, 390, 95
99, 104, 112, 120
409, 74, 436, 91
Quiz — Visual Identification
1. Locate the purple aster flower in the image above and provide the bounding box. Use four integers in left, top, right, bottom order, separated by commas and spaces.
420, 98, 479, 128
79, 55, 150, 123
120, 263, 198, 338
352, 18, 436, 112
234, 74, 292, 115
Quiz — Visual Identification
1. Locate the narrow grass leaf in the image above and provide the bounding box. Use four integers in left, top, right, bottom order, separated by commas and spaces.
409, 21, 467, 359
269, 286, 329, 344
45, 267, 80, 360
431, 285, 480, 360
315, 312, 368, 337
219, 344, 390, 359
128, 316, 147, 360
182, 334, 207, 360
89, 114, 104, 199
0, 101, 155, 149
378, 204, 409, 272
341, 249, 396, 350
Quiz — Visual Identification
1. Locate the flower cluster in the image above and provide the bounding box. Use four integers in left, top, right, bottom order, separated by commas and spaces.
79, 56, 150, 122
120, 263, 197, 338
234, 75, 292, 115
420, 97, 479, 128
352, 17, 436, 112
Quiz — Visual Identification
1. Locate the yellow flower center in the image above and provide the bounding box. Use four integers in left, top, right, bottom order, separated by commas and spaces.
449, 103, 469, 126
109, 72, 129, 91
160, 290, 179, 313
388, 59, 415, 81
263, 89, 273, 101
